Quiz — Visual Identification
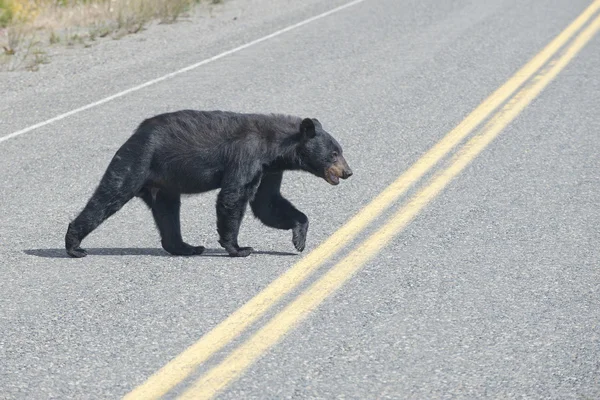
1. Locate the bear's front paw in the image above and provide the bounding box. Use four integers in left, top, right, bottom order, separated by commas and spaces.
229, 246, 254, 257
162, 241, 205, 256
292, 221, 308, 252
67, 247, 88, 258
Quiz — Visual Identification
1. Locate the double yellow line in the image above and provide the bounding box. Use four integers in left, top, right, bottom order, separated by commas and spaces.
125, 2, 600, 398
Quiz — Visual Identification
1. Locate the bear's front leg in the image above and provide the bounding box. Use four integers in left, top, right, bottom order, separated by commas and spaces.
216, 185, 255, 257
250, 171, 309, 252
292, 217, 309, 252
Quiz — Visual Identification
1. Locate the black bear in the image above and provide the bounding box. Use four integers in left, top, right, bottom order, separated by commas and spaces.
65, 110, 352, 258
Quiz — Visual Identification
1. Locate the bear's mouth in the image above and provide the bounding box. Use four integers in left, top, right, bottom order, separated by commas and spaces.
324, 169, 340, 185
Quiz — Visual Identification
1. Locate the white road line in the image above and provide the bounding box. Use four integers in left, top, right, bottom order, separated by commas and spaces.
0, 0, 367, 144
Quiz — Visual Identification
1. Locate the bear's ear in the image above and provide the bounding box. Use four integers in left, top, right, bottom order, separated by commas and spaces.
300, 118, 316, 140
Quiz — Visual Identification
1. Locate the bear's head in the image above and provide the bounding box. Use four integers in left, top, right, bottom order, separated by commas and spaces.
297, 118, 352, 185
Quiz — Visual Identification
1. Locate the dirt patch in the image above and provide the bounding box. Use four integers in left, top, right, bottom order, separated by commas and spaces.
0, 0, 221, 71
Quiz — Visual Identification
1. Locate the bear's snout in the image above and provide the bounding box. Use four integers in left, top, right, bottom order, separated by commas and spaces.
337, 155, 352, 180
341, 166, 352, 179
325, 155, 352, 185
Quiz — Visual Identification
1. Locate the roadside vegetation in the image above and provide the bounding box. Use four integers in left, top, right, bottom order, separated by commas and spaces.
0, 0, 219, 71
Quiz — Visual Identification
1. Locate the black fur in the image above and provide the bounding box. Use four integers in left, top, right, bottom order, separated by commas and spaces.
65, 110, 352, 258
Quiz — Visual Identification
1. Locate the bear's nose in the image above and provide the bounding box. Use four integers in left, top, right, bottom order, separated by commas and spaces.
342, 168, 353, 179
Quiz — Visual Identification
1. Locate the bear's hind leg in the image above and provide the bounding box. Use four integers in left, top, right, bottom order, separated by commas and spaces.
140, 189, 204, 256
66, 151, 149, 258
66, 183, 138, 258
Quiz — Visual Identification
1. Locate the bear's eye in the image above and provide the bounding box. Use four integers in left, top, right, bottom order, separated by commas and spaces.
332, 151, 338, 159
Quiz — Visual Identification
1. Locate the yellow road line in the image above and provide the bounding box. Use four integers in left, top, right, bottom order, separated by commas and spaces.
123, 1, 600, 398
179, 14, 600, 400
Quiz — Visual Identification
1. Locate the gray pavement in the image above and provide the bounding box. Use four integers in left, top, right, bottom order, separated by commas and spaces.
1, 0, 599, 398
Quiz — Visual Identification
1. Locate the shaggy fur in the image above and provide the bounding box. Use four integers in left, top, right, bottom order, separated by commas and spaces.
65, 110, 352, 258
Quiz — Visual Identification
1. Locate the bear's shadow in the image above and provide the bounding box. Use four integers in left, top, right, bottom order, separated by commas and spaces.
24, 248, 297, 259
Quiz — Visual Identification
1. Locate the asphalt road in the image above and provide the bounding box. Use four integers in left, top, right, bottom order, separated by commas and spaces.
1, 0, 599, 399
